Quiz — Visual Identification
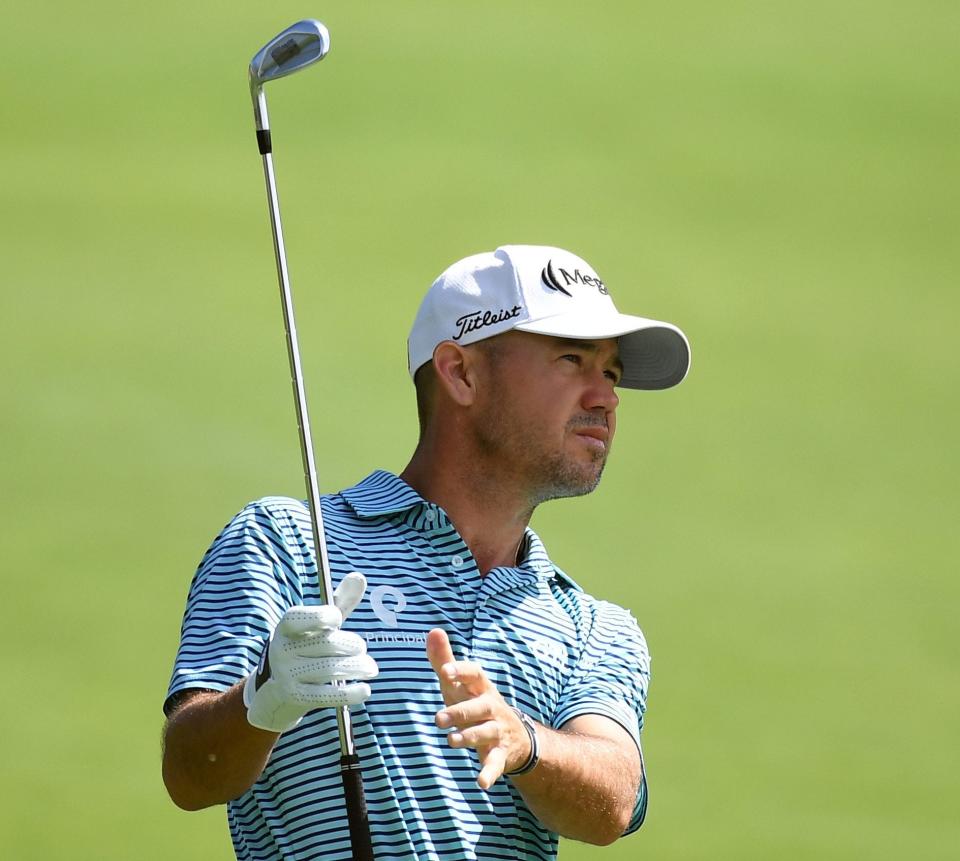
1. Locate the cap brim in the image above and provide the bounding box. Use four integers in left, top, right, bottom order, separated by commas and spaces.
515, 311, 690, 390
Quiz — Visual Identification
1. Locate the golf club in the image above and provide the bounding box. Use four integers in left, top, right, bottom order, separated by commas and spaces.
248, 20, 374, 861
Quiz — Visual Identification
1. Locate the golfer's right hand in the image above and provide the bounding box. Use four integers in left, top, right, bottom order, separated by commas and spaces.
243, 572, 378, 733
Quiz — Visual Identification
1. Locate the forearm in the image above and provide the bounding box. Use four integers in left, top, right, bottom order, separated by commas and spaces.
511, 719, 642, 845
162, 683, 279, 810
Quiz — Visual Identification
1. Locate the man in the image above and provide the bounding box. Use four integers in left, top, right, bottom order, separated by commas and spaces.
162, 245, 690, 860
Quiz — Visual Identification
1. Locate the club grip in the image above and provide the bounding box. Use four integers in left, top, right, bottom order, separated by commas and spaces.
340, 753, 373, 860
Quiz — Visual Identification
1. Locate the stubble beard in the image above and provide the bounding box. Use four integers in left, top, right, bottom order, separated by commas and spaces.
533, 412, 611, 505
529, 445, 607, 506
474, 407, 610, 508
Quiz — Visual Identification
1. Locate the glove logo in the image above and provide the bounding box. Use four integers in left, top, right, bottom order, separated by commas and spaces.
254, 634, 273, 691
370, 585, 406, 628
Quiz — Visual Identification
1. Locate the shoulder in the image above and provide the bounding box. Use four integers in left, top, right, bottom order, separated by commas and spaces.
217, 495, 307, 526
550, 566, 641, 633
206, 496, 311, 546
550, 574, 649, 673
208, 483, 377, 555
244, 495, 310, 519
193, 497, 323, 579
249, 495, 313, 529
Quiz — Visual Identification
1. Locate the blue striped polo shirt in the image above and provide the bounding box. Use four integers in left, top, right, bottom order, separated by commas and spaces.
166, 470, 650, 860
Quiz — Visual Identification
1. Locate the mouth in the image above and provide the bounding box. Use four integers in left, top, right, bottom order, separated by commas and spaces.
575, 425, 608, 441
572, 424, 610, 452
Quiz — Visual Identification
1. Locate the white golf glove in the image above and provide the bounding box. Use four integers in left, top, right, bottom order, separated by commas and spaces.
243, 571, 379, 733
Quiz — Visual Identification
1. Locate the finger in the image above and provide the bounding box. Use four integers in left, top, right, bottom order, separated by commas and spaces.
426, 629, 469, 707
333, 572, 367, 621
293, 681, 372, 708
285, 630, 367, 659
445, 719, 499, 749
426, 628, 456, 678
294, 654, 380, 684
443, 661, 491, 695
277, 605, 342, 638
427, 630, 489, 712
436, 695, 496, 730
477, 746, 507, 790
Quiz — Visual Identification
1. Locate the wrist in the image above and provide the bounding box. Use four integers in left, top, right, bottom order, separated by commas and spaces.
244, 663, 304, 733
505, 707, 541, 777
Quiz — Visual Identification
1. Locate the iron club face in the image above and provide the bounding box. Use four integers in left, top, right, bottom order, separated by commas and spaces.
249, 19, 330, 86
249, 19, 330, 141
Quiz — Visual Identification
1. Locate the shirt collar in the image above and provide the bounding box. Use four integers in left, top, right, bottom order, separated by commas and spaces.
340, 470, 582, 590
519, 528, 582, 589
340, 470, 425, 518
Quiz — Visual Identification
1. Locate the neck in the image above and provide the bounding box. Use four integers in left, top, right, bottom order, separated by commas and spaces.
400, 434, 534, 576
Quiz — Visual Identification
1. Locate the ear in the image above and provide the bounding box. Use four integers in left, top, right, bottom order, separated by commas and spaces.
432, 341, 477, 407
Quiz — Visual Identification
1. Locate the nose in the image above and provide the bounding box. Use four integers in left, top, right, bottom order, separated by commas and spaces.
582, 370, 620, 414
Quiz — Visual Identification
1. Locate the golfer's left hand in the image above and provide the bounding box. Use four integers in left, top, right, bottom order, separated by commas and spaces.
426, 628, 532, 790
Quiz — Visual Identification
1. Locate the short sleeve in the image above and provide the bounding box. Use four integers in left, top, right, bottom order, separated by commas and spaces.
163, 499, 309, 715
552, 599, 651, 833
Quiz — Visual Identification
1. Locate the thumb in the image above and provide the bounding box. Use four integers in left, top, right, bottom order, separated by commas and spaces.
333, 572, 367, 621
426, 628, 456, 677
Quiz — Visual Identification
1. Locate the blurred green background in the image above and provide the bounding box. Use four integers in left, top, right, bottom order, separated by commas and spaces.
2, 1, 957, 858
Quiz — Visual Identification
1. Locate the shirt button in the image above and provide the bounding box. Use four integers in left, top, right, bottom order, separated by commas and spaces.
424, 510, 436, 523
451, 555, 464, 568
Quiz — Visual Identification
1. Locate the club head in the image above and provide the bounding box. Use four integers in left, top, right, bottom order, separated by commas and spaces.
249, 19, 330, 88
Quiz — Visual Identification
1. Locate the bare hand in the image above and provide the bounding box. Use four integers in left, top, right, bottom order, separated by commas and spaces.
426, 628, 531, 789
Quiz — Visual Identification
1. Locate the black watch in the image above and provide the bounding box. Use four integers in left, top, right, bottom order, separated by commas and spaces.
505, 707, 541, 776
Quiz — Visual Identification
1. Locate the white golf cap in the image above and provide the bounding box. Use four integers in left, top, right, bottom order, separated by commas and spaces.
407, 245, 690, 390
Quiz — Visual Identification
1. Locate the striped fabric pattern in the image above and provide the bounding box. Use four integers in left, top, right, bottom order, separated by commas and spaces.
166, 471, 650, 861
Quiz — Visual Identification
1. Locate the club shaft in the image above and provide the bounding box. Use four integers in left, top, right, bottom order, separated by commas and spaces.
253, 57, 373, 856
260, 153, 333, 596
259, 149, 356, 761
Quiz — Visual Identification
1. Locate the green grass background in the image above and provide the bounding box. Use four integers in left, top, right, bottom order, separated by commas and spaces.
2, 1, 957, 858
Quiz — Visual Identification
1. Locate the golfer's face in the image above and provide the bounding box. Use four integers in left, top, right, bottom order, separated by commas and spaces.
471, 331, 621, 501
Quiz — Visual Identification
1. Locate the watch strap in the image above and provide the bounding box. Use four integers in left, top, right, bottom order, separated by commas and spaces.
505, 707, 541, 776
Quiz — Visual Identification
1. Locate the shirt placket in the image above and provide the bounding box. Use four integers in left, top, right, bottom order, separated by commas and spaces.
416, 503, 482, 662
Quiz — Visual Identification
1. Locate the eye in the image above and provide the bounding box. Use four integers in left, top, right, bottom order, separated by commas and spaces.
604, 369, 621, 384
560, 353, 582, 365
